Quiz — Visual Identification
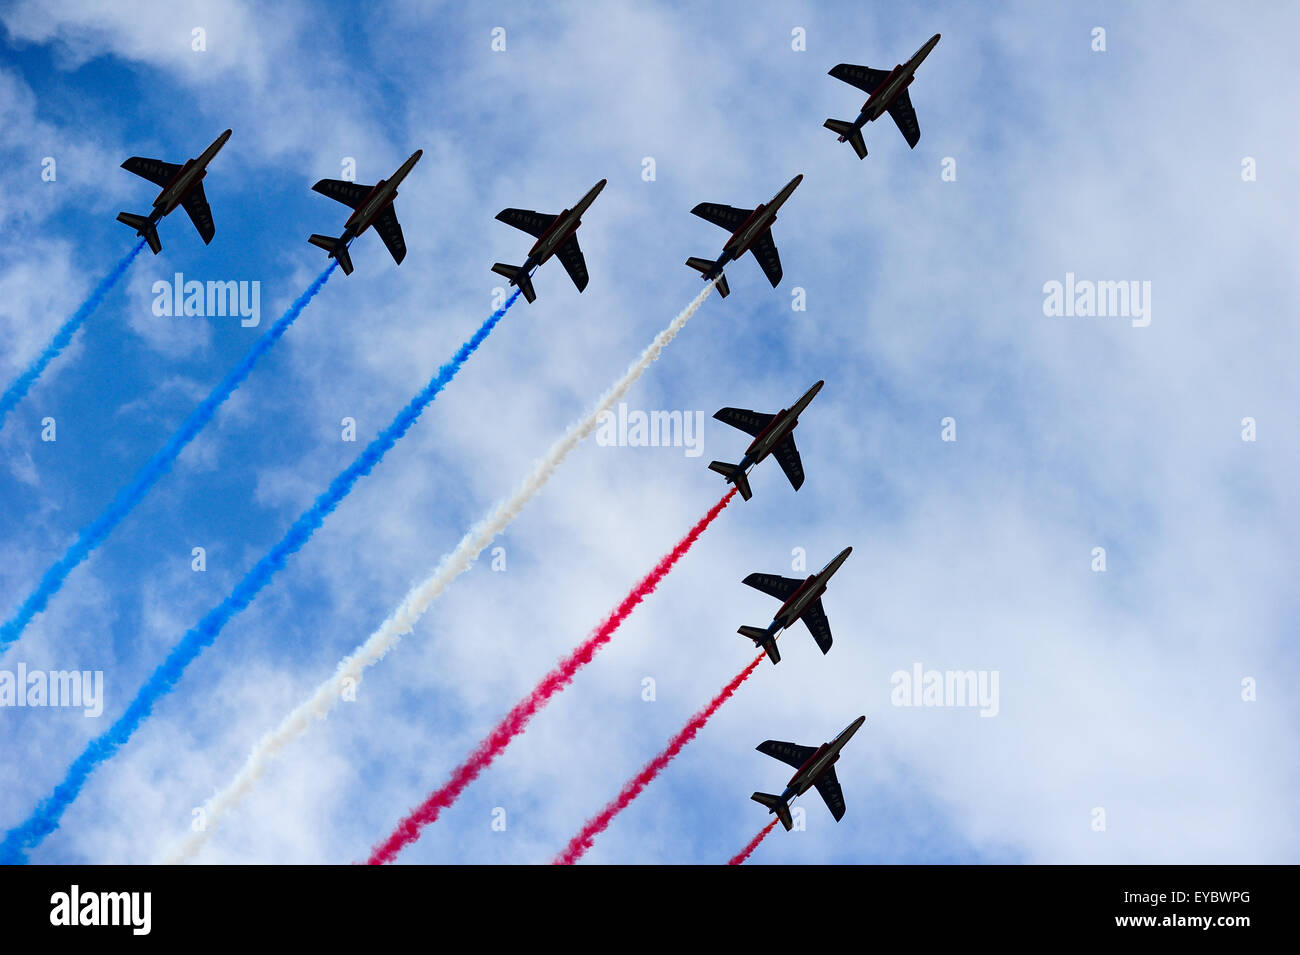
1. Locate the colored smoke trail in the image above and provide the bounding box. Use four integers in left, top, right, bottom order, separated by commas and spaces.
366, 487, 737, 865
159, 281, 717, 864
0, 261, 337, 655
0, 239, 146, 430
728, 818, 779, 865
1, 288, 520, 863
554, 652, 764, 865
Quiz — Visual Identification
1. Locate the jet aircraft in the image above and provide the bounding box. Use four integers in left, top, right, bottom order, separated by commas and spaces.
684, 174, 802, 297
738, 546, 852, 664
709, 379, 823, 501
116, 128, 232, 253
308, 150, 423, 275
752, 716, 866, 831
491, 179, 607, 303
824, 33, 941, 158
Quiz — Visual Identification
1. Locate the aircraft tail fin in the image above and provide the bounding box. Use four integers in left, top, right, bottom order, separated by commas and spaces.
491, 263, 536, 303
309, 234, 353, 275
751, 792, 794, 831
823, 119, 868, 159
738, 624, 780, 664
117, 212, 161, 254
685, 257, 730, 298
708, 460, 752, 500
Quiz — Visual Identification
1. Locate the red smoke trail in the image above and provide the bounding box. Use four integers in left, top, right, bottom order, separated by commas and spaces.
366, 488, 738, 865
553, 651, 765, 865
728, 818, 779, 865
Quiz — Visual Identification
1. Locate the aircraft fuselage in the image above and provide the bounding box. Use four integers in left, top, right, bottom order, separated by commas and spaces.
846, 33, 940, 135
742, 379, 824, 465
526, 179, 606, 266
773, 716, 867, 809
771, 545, 852, 629
343, 150, 423, 239
151, 128, 231, 219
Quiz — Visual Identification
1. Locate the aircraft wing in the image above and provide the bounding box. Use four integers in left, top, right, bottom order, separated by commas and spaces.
757, 739, 818, 770
496, 208, 555, 239
691, 202, 752, 232
372, 205, 407, 265
801, 598, 833, 654
887, 89, 921, 148
313, 178, 374, 208
771, 434, 804, 491
713, 407, 775, 438
555, 235, 589, 291
749, 231, 783, 287
180, 183, 215, 244
743, 572, 804, 602
813, 766, 847, 821
828, 64, 893, 94
121, 156, 183, 187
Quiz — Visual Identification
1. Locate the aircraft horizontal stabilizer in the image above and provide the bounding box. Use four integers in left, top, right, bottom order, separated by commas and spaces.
824, 119, 868, 159
708, 460, 752, 500
491, 263, 536, 303
738, 625, 780, 664
116, 212, 161, 254
685, 257, 730, 298
751, 792, 794, 831
309, 234, 353, 275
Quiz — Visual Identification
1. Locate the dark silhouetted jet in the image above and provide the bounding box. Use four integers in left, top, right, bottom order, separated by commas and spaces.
709, 379, 822, 501
685, 174, 802, 297
824, 33, 940, 158
752, 716, 866, 831
738, 546, 852, 664
116, 128, 231, 253
309, 150, 422, 276
492, 179, 606, 303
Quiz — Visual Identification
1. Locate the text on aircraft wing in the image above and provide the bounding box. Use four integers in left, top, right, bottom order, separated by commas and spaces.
180, 183, 215, 244
801, 598, 833, 654
555, 235, 589, 291
828, 63, 893, 94
496, 208, 555, 239
691, 202, 753, 232
887, 89, 921, 148
313, 178, 374, 208
372, 205, 407, 265
757, 739, 818, 770
121, 156, 182, 188
714, 407, 775, 438
813, 766, 847, 821
772, 434, 804, 491
749, 231, 783, 287
743, 572, 804, 602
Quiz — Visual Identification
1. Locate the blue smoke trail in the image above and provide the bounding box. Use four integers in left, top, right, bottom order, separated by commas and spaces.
0, 239, 147, 430
0, 262, 338, 655
0, 288, 522, 862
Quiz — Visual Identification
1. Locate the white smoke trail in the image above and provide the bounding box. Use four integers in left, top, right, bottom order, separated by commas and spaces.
161, 281, 715, 863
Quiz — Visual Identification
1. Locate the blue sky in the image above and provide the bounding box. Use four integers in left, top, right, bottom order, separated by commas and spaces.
0, 0, 1297, 864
